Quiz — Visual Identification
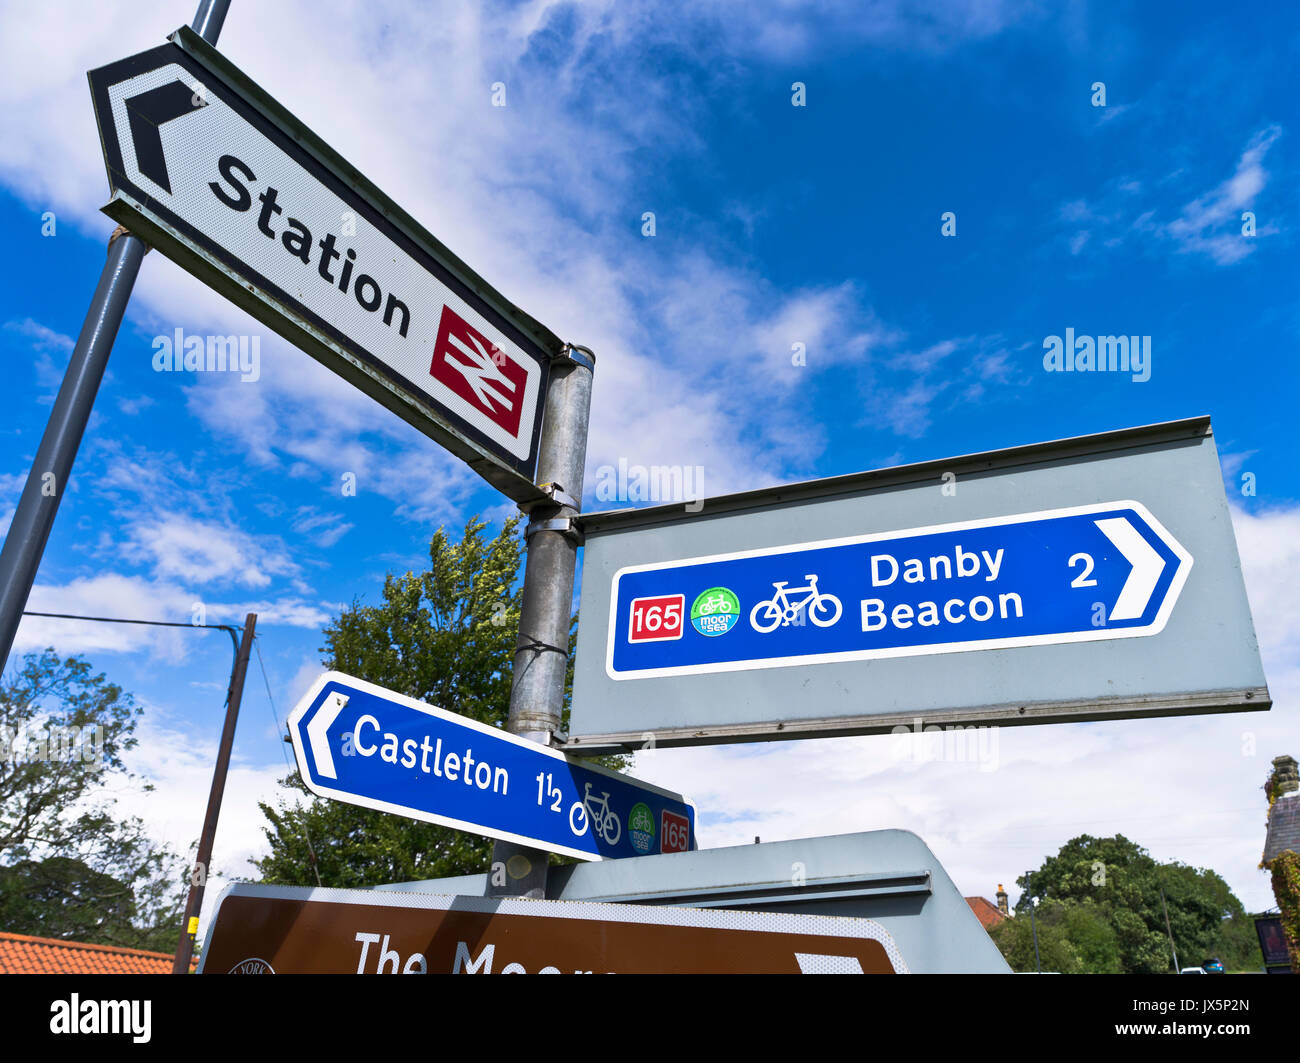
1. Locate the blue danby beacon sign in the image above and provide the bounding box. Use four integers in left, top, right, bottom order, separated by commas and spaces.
566, 418, 1271, 752
607, 501, 1190, 679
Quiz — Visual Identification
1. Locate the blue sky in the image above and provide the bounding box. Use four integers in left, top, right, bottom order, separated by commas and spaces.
1, 0, 1297, 930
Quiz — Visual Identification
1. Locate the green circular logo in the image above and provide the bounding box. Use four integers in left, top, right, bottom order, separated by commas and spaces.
629, 802, 655, 854
691, 587, 740, 637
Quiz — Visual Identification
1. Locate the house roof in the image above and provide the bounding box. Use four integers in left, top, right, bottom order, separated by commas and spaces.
965, 896, 1006, 930
1264, 793, 1300, 863
0, 930, 187, 974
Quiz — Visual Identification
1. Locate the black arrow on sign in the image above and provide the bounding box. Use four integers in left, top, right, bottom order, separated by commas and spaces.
123, 80, 208, 194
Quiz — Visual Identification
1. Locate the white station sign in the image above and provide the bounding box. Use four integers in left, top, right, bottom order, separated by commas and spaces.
88, 28, 556, 501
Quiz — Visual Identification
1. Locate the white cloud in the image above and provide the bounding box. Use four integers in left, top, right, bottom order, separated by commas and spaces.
1059, 128, 1284, 266
117, 394, 156, 416
123, 511, 299, 589
291, 507, 353, 549
286, 654, 328, 711
862, 334, 1027, 438
0, 470, 23, 538
0, 0, 1036, 525
1219, 449, 1258, 480
4, 317, 73, 354
12, 572, 332, 663
220, 598, 337, 630
4, 317, 74, 399
16, 574, 208, 661
112, 709, 297, 940
1231, 503, 1300, 680
1165, 126, 1281, 264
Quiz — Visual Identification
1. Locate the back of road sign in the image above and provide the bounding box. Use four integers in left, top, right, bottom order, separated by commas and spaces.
567, 417, 1269, 750
375, 829, 1011, 974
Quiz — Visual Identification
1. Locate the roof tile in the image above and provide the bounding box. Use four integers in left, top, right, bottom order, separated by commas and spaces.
965, 896, 1006, 930
0, 931, 190, 974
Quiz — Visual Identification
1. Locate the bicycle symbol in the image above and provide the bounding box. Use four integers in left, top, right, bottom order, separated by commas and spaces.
697, 592, 731, 615
574, 781, 621, 845
749, 574, 843, 633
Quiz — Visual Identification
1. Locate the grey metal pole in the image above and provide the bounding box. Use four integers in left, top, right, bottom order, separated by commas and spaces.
173, 612, 256, 973
0, 0, 231, 674
487, 345, 595, 899
1026, 872, 1042, 973
0, 233, 145, 671
191, 0, 231, 43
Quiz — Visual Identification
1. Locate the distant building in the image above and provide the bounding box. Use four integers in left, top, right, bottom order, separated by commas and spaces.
966, 884, 1009, 930
1262, 753, 1299, 972
0, 931, 190, 974
1263, 754, 1300, 863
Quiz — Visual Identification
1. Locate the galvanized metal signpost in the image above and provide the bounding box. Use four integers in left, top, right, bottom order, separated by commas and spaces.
566, 417, 1270, 751
486, 341, 595, 896
288, 673, 695, 861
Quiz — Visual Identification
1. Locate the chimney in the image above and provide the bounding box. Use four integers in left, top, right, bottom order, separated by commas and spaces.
996, 883, 1009, 917
1273, 755, 1299, 797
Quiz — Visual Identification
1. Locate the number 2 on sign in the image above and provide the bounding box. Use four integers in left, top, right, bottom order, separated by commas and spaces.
1068, 552, 1097, 587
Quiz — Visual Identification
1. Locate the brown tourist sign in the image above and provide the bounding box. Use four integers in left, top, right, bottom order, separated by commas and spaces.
198, 883, 907, 974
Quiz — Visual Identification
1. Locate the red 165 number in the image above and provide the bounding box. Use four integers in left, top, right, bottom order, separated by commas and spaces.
628, 594, 684, 643
661, 810, 690, 853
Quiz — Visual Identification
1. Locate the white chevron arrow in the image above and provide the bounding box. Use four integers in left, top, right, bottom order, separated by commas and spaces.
307, 692, 349, 780
1095, 517, 1166, 622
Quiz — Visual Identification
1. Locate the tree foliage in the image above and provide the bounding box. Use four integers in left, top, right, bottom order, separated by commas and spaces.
989, 899, 1086, 973
0, 650, 185, 950
989, 834, 1262, 973
255, 515, 624, 888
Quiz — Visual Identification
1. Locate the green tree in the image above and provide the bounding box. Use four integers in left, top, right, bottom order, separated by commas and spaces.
0, 856, 180, 952
989, 898, 1083, 973
255, 515, 624, 888
0, 651, 185, 949
1003, 834, 1258, 974
1061, 901, 1123, 973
